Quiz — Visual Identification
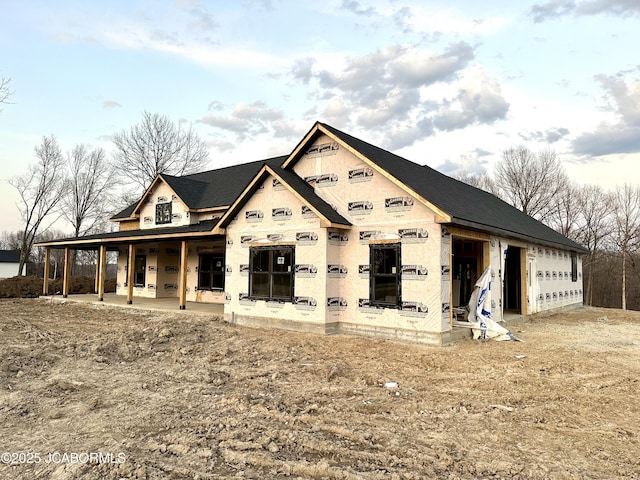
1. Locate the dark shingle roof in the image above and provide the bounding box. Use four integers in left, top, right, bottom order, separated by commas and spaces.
0, 250, 20, 263
319, 123, 587, 252
177, 156, 287, 209
37, 220, 220, 248
111, 156, 287, 220
107, 122, 585, 253
112, 203, 136, 220
271, 166, 351, 226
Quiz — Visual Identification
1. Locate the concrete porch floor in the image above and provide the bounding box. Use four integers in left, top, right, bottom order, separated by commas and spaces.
42, 292, 225, 316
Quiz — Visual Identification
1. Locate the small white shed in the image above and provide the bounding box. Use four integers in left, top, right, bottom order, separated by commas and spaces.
0, 250, 24, 278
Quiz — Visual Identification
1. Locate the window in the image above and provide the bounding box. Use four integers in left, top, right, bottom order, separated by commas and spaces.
198, 254, 225, 290
571, 254, 578, 282
249, 246, 294, 301
134, 255, 146, 287
370, 243, 401, 307
155, 202, 172, 224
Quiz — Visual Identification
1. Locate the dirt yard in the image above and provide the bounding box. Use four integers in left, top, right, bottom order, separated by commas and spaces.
0, 298, 638, 479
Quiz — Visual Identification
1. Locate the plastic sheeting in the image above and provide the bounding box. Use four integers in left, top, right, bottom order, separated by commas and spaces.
467, 266, 520, 341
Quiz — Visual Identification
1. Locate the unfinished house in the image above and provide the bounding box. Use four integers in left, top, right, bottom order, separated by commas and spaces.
37, 122, 587, 344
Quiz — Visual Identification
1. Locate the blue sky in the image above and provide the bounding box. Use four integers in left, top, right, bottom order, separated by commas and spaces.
1, 0, 640, 233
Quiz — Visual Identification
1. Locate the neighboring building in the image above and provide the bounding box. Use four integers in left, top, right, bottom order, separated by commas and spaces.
36, 122, 587, 345
0, 250, 24, 278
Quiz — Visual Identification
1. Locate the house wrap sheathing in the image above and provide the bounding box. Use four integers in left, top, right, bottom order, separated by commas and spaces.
36, 122, 587, 345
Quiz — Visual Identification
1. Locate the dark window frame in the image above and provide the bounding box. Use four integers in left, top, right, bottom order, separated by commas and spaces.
134, 255, 146, 287
249, 246, 295, 302
198, 254, 225, 291
369, 242, 401, 308
571, 254, 578, 282
155, 202, 172, 225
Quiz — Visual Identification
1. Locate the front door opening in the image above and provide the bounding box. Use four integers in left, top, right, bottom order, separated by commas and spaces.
504, 246, 522, 313
452, 239, 485, 309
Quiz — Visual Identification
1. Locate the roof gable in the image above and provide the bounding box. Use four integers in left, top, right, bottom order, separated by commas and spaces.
217, 164, 351, 230
127, 174, 190, 218
111, 156, 288, 222
283, 122, 451, 222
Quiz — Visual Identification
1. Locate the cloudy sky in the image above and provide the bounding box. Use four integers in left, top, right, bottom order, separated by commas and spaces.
1, 0, 640, 233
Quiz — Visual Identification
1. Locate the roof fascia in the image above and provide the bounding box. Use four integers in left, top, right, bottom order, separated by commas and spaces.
281, 121, 322, 169
191, 206, 229, 213
34, 229, 224, 249
265, 165, 351, 229
446, 218, 589, 254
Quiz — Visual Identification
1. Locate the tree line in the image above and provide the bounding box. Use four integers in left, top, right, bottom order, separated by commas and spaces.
3, 111, 210, 276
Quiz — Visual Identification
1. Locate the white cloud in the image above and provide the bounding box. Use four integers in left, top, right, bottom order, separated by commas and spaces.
529, 0, 640, 22
393, 5, 511, 35
102, 100, 122, 109
573, 75, 640, 156
44, 2, 285, 69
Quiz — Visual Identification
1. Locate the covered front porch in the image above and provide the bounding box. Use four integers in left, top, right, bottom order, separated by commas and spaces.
36, 222, 226, 311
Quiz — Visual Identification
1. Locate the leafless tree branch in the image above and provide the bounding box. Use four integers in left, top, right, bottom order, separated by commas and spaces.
62, 145, 115, 237
0, 76, 12, 109
495, 146, 568, 221
112, 111, 210, 193
9, 135, 69, 275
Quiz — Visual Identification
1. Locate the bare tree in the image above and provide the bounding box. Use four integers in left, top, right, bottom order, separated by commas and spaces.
0, 76, 12, 110
9, 136, 68, 275
546, 181, 581, 239
112, 111, 210, 193
574, 185, 613, 306
62, 145, 114, 237
495, 146, 568, 221
454, 171, 498, 195
0, 231, 21, 250
610, 184, 640, 310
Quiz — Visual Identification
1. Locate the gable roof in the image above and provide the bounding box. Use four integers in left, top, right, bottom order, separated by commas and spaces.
62, 121, 585, 253
0, 250, 20, 263
111, 156, 287, 220
285, 122, 587, 253
217, 164, 351, 230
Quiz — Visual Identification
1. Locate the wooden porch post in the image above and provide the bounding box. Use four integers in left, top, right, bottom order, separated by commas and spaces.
179, 240, 188, 310
127, 244, 135, 304
43, 247, 50, 295
62, 247, 71, 298
94, 250, 100, 293
97, 245, 107, 301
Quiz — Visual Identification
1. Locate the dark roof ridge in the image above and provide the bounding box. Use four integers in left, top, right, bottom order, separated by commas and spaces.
181, 155, 287, 180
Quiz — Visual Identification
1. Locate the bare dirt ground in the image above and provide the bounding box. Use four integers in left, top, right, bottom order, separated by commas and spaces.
0, 299, 638, 480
